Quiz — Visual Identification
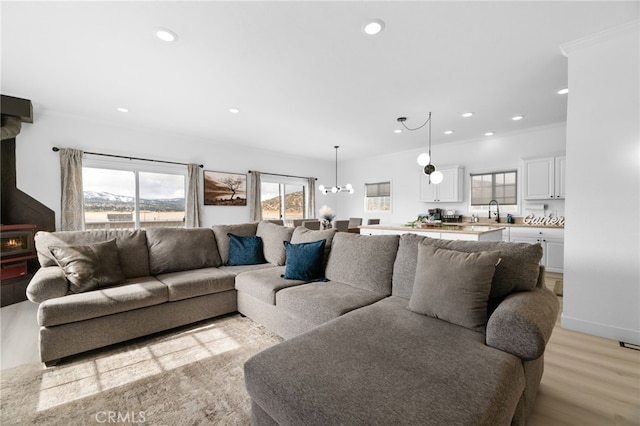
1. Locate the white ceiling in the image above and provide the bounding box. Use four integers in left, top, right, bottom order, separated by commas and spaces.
2, 1, 638, 160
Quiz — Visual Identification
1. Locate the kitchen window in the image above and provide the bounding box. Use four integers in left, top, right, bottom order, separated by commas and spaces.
82, 158, 186, 230
365, 181, 391, 212
470, 170, 518, 211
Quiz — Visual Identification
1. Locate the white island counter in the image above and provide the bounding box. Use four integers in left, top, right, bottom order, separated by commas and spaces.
359, 224, 505, 241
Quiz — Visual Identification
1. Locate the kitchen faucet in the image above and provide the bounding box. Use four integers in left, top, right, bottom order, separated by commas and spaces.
488, 199, 500, 223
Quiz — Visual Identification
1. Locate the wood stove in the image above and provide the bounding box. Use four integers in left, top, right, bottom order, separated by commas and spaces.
0, 224, 37, 280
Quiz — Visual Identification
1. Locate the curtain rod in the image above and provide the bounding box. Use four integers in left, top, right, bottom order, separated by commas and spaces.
52, 147, 203, 168
248, 170, 317, 181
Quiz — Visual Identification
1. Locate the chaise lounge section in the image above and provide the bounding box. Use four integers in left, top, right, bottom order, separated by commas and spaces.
241, 232, 559, 425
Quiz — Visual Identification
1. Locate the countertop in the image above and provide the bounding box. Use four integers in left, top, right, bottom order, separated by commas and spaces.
358, 224, 506, 235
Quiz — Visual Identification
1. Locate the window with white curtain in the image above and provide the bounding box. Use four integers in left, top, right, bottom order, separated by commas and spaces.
260, 175, 309, 221
82, 158, 186, 230
365, 181, 391, 212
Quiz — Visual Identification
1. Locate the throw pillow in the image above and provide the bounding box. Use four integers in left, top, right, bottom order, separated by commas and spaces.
408, 244, 501, 332
256, 221, 294, 266
49, 239, 126, 294
282, 239, 327, 281
291, 226, 337, 264
227, 233, 267, 266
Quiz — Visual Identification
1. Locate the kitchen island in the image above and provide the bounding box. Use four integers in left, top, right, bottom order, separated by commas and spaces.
359, 224, 505, 241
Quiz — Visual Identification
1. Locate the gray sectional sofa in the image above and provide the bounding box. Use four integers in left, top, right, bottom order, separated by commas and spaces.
27, 220, 559, 425
26, 221, 286, 365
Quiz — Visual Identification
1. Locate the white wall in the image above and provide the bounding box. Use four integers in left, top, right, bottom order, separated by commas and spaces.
561, 22, 640, 344
13, 109, 334, 228
338, 123, 567, 224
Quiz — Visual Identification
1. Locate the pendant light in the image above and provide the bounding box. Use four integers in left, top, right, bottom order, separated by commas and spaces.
318, 145, 354, 195
397, 112, 443, 184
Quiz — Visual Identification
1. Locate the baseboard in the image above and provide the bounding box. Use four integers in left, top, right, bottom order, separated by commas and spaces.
561, 313, 640, 346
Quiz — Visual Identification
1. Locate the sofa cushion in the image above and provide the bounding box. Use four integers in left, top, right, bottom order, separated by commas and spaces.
392, 234, 543, 302
228, 234, 267, 266
256, 221, 294, 266
291, 226, 338, 264
276, 281, 386, 325
155, 267, 236, 302
146, 227, 222, 275
218, 263, 276, 276
235, 266, 308, 305
104, 230, 150, 278
49, 239, 126, 294
325, 233, 399, 295
408, 244, 500, 333
391, 233, 425, 299
35, 229, 150, 278
283, 240, 326, 281
244, 296, 525, 426
37, 276, 169, 327
421, 237, 543, 300
212, 222, 259, 265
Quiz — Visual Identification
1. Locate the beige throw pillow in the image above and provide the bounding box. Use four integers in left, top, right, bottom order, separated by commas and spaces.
408, 244, 500, 332
50, 239, 126, 294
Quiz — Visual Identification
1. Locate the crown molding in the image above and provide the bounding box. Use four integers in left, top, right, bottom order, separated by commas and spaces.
560, 20, 639, 57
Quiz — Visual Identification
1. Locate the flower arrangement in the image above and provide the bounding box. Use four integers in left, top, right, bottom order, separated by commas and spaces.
319, 205, 335, 222
319, 205, 335, 229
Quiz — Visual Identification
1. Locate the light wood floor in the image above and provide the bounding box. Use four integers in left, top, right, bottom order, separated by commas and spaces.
1, 275, 639, 425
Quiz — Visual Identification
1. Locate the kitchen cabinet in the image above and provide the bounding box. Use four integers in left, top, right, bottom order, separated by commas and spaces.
522, 155, 566, 200
508, 227, 564, 273
419, 165, 463, 202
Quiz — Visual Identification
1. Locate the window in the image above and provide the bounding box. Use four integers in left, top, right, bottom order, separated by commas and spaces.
365, 181, 391, 212
260, 176, 308, 221
470, 170, 517, 210
83, 159, 186, 230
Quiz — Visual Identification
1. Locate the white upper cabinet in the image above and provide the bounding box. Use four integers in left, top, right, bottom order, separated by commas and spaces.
419, 166, 464, 202
522, 155, 566, 200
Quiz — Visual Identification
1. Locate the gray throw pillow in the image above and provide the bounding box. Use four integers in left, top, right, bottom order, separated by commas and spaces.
256, 221, 294, 266
408, 244, 500, 333
49, 239, 126, 294
420, 237, 543, 300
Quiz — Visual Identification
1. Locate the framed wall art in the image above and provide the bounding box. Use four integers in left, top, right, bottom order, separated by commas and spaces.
203, 171, 247, 206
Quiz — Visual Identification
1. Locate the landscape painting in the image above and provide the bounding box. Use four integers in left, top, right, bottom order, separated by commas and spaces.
204, 171, 247, 206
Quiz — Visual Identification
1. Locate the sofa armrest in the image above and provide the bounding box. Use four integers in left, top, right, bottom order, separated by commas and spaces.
26, 267, 68, 303
486, 287, 559, 361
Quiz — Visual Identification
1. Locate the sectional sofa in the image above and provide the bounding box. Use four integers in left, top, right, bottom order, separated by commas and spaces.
26, 221, 559, 425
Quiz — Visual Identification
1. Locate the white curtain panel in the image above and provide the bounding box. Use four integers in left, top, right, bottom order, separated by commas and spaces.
59, 148, 85, 231
185, 163, 201, 228
307, 177, 316, 219
249, 171, 262, 222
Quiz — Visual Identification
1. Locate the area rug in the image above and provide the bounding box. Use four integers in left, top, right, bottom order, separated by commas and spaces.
0, 314, 283, 425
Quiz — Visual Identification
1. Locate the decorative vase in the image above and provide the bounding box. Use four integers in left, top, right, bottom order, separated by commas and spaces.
321, 219, 332, 230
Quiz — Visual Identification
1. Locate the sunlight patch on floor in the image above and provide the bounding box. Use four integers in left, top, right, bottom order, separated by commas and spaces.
37, 326, 240, 411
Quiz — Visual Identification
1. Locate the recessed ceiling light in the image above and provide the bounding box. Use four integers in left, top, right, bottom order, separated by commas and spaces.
155, 28, 178, 42
484, 132, 495, 136
557, 88, 569, 95
444, 130, 454, 135
393, 129, 402, 134
363, 19, 385, 35
229, 108, 240, 114
512, 115, 525, 121
462, 112, 474, 118
117, 107, 129, 113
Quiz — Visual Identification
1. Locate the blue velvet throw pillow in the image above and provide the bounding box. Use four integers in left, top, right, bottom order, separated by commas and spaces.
283, 239, 327, 281
227, 233, 267, 266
